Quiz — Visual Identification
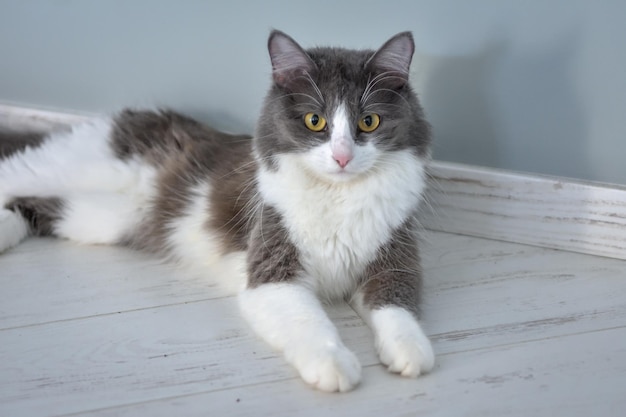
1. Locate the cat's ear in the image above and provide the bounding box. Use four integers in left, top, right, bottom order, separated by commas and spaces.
268, 30, 317, 89
366, 31, 415, 88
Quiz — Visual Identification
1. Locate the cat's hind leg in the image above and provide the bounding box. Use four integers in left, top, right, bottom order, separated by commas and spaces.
0, 130, 49, 252
4, 193, 144, 247
0, 118, 157, 250
0, 196, 64, 253
0, 208, 29, 253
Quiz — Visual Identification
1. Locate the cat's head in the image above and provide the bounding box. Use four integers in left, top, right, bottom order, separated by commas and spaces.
255, 30, 431, 182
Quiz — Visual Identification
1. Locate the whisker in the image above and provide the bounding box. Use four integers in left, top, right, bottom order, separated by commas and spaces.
303, 72, 324, 104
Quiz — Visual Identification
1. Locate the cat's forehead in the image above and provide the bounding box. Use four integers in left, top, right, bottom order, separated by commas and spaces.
307, 47, 372, 69
291, 47, 373, 113
307, 48, 374, 87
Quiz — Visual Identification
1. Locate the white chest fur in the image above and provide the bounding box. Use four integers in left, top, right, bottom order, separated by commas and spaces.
257, 150, 426, 300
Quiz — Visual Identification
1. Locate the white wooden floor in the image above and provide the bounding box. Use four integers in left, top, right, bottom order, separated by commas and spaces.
1, 230, 625, 417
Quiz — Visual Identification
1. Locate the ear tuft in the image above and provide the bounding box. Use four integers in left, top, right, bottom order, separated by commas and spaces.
268, 30, 317, 89
366, 32, 415, 88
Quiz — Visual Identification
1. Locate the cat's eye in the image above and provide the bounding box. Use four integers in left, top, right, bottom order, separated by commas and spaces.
358, 113, 381, 133
304, 112, 327, 132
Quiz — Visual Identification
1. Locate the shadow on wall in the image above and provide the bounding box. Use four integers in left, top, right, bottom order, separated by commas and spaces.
416, 42, 505, 168
418, 35, 591, 180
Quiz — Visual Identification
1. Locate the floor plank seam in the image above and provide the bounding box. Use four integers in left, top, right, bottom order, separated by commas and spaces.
432, 323, 626, 357
53, 375, 300, 417
0, 295, 236, 332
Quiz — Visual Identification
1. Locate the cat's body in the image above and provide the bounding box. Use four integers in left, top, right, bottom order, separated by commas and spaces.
0, 31, 434, 392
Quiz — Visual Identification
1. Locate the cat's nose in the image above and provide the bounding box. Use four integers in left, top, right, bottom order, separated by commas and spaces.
333, 154, 351, 168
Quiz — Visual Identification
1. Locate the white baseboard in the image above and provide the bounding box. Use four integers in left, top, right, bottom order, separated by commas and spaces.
0, 103, 92, 131
1, 104, 625, 260
421, 162, 626, 261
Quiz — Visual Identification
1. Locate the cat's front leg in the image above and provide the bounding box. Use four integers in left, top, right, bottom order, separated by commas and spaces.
364, 303, 434, 377
353, 222, 435, 377
239, 283, 361, 392
239, 208, 361, 392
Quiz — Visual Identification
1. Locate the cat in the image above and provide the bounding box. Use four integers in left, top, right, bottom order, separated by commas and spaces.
0, 30, 434, 392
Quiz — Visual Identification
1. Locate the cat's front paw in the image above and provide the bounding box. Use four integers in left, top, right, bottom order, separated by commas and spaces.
286, 343, 362, 392
372, 307, 435, 378
377, 330, 434, 377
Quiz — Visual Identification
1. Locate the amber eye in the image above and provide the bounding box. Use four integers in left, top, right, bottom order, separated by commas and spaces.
304, 112, 327, 132
358, 113, 381, 132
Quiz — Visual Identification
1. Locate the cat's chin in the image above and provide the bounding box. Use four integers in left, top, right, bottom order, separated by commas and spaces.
308, 167, 369, 184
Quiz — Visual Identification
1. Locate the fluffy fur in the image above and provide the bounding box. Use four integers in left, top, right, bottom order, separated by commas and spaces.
0, 209, 28, 251
0, 30, 434, 392
239, 283, 361, 392
256, 148, 426, 300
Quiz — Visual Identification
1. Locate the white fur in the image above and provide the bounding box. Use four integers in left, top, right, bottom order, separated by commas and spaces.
0, 119, 158, 245
239, 283, 361, 392
213, 250, 249, 295
329, 104, 354, 167
166, 183, 248, 295
2, 120, 126, 196
167, 182, 221, 266
257, 147, 426, 299
0, 209, 28, 253
55, 191, 150, 245
370, 306, 434, 377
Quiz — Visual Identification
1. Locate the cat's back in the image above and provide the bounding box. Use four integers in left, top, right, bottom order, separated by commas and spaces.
111, 109, 253, 171
109, 109, 258, 253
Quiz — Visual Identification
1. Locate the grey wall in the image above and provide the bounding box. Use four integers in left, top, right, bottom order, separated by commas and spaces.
1, 0, 624, 184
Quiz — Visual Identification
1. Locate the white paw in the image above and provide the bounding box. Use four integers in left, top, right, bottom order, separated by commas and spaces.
239, 284, 362, 392
0, 209, 28, 253
377, 330, 434, 377
286, 343, 362, 392
371, 307, 435, 377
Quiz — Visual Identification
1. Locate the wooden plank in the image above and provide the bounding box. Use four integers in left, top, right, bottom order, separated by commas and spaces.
419, 232, 626, 351
46, 327, 626, 417
422, 161, 626, 260
0, 299, 366, 416
0, 239, 234, 330
2, 231, 624, 332
1, 233, 625, 416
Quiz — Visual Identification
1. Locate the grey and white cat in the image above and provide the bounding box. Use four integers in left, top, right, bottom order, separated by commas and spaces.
0, 30, 434, 392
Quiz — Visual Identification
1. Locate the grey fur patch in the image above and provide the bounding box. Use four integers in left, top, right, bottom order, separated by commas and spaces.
208, 152, 258, 253
111, 109, 215, 164
110, 109, 257, 255
359, 217, 423, 316
5, 197, 65, 236
246, 205, 302, 287
0, 129, 48, 158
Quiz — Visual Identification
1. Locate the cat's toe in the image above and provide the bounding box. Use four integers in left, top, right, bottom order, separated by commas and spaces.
289, 344, 362, 392
371, 307, 435, 378
377, 333, 435, 378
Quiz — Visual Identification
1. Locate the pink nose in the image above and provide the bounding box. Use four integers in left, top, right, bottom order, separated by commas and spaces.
333, 154, 351, 168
